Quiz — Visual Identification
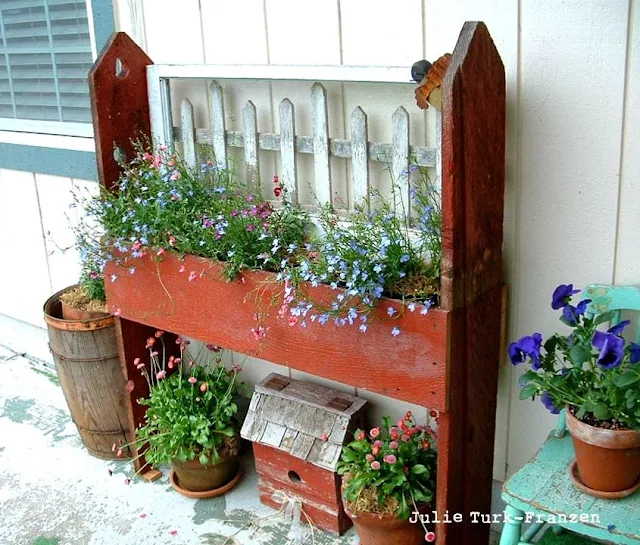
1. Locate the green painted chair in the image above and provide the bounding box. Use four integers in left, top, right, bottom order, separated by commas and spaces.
500, 284, 640, 545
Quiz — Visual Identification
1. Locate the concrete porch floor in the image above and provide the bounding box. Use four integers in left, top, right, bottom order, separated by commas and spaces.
0, 345, 501, 545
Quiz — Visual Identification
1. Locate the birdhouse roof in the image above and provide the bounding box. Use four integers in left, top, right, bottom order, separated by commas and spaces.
240, 373, 367, 471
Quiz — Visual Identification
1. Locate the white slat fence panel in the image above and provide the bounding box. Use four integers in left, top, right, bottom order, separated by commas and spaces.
243, 100, 259, 190
279, 98, 298, 204
180, 99, 196, 169
311, 83, 331, 205
209, 81, 227, 171
147, 66, 174, 147
391, 107, 410, 217
350, 106, 369, 209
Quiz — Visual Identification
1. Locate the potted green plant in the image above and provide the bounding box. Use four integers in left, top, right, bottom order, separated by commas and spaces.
134, 335, 242, 498
510, 284, 640, 496
337, 413, 437, 545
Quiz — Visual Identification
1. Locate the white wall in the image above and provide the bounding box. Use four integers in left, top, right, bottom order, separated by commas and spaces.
1, 0, 639, 486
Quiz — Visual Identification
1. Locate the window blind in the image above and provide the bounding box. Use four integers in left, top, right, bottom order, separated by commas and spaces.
0, 0, 93, 124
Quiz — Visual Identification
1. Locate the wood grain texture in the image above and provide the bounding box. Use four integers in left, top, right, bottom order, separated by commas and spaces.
438, 21, 506, 545
104, 251, 449, 409
88, 32, 153, 190
209, 81, 227, 171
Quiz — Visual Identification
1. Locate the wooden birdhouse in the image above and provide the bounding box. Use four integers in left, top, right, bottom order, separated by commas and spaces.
241, 373, 367, 535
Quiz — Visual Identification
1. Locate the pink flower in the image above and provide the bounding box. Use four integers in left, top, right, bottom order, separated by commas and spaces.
168, 361, 174, 369
188, 271, 196, 281
231, 363, 242, 374
170, 171, 181, 181
124, 478, 131, 485
174, 358, 181, 364
150, 351, 159, 357
246, 224, 255, 232
111, 443, 116, 452
371, 446, 380, 456
155, 330, 164, 338
124, 380, 135, 393
405, 411, 412, 420
169, 235, 176, 247
274, 186, 282, 197
373, 440, 383, 448
425, 531, 436, 542
156, 370, 166, 380
273, 175, 279, 184
116, 448, 123, 458
206, 344, 221, 352
200, 382, 209, 393
170, 530, 178, 536
401, 434, 410, 442
139, 513, 147, 519
288, 316, 298, 326
369, 427, 380, 438
152, 155, 162, 169
113, 308, 122, 316
389, 441, 398, 449
179, 264, 186, 273
89, 271, 99, 279
356, 430, 366, 441
365, 454, 375, 462
175, 337, 183, 344
370, 461, 381, 470
321, 432, 329, 442
134, 357, 141, 365
188, 377, 197, 384
156, 248, 166, 257
384, 454, 397, 464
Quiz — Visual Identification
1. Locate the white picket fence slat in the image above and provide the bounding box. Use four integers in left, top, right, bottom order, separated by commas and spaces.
148, 64, 442, 218
209, 81, 227, 171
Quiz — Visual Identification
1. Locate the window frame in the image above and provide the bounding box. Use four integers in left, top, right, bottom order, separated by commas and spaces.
0, 0, 115, 179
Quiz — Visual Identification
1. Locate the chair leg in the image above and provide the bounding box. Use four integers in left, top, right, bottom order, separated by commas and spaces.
500, 505, 525, 545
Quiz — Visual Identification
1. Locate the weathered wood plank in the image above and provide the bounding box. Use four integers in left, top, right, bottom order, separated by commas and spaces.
173, 126, 438, 167
104, 252, 449, 410
180, 98, 196, 169
290, 432, 316, 460
311, 83, 331, 205
243, 100, 259, 190
260, 421, 287, 447
350, 106, 369, 208
279, 98, 298, 203
209, 80, 227, 171
392, 107, 410, 217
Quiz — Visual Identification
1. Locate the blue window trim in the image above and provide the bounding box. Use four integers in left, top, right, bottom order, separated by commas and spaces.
0, 0, 116, 180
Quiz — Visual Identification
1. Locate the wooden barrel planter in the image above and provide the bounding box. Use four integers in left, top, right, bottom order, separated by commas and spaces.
43, 286, 132, 460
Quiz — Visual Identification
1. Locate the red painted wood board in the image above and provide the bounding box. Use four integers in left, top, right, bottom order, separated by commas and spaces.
258, 476, 351, 535
252, 443, 342, 507
104, 251, 450, 410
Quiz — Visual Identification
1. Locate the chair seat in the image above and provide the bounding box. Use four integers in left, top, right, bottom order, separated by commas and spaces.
502, 432, 640, 544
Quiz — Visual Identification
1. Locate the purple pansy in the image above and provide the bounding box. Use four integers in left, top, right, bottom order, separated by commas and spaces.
630, 342, 640, 364
509, 333, 543, 369
562, 299, 591, 326
592, 330, 625, 369
607, 320, 630, 336
551, 284, 580, 310
540, 392, 560, 415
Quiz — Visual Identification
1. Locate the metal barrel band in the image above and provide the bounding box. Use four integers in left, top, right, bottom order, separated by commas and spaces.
48, 344, 119, 363
71, 419, 130, 436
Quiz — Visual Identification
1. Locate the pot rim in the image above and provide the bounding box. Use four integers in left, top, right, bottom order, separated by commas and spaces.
566, 406, 640, 449
44, 285, 114, 331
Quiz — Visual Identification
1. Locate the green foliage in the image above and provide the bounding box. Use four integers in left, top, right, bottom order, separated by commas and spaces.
135, 344, 241, 466
336, 414, 437, 519
87, 144, 307, 281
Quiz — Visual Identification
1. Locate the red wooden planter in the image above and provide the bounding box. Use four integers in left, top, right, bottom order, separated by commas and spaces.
89, 22, 506, 545
104, 251, 449, 409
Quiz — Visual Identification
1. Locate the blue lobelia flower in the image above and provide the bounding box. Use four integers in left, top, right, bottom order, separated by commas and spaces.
551, 284, 580, 310
562, 299, 591, 326
607, 320, 630, 336
629, 342, 640, 364
592, 331, 625, 369
540, 392, 560, 414
509, 333, 543, 369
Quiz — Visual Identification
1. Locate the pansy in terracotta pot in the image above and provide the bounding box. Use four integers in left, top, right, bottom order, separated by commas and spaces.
337, 414, 437, 545
510, 284, 640, 497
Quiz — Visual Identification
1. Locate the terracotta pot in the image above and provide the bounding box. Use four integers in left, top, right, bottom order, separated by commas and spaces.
566, 408, 640, 493
346, 504, 428, 545
172, 450, 239, 493
60, 300, 110, 321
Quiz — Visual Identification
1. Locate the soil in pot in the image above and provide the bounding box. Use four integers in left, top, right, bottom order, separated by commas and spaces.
566, 408, 640, 494
59, 285, 109, 320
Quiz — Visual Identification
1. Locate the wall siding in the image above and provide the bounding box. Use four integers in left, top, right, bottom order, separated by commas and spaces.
1, 0, 638, 486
